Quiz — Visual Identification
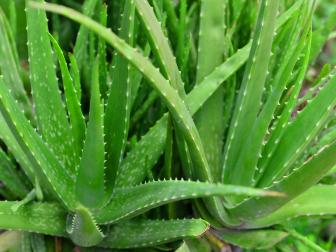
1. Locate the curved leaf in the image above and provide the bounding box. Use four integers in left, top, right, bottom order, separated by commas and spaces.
100, 219, 209, 249
94, 180, 281, 224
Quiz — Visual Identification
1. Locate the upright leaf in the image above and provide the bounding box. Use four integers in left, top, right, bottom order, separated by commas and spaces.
222, 0, 280, 185
104, 0, 135, 196
76, 61, 105, 208
0, 77, 76, 209
194, 0, 226, 181
0, 7, 32, 120
49, 34, 85, 163
26, 0, 75, 172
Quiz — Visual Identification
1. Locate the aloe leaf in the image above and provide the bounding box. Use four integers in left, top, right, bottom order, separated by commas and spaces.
110, 0, 125, 33
99, 219, 209, 249
248, 185, 336, 228
0, 77, 76, 209
73, 0, 99, 71
233, 14, 312, 189
0, 149, 29, 198
134, 0, 197, 190
94, 180, 280, 224
98, 3, 108, 97
229, 140, 336, 223
104, 0, 135, 196
222, 0, 280, 184
49, 34, 85, 162
30, 234, 46, 252
0, 201, 66, 236
134, 0, 185, 97
130, 44, 151, 108
256, 30, 312, 183
283, 227, 327, 252
116, 1, 305, 204
162, 0, 178, 40
67, 207, 104, 247
19, 232, 31, 252
116, 45, 249, 187
29, 2, 217, 191
0, 7, 32, 120
68, 53, 81, 102
194, 0, 226, 181
116, 115, 167, 186
26, 0, 75, 172
0, 117, 35, 183
176, 0, 187, 70
76, 61, 105, 208
11, 189, 36, 212
214, 229, 288, 249
176, 238, 211, 252
258, 69, 336, 186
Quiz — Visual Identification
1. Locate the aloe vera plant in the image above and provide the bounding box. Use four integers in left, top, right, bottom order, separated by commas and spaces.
0, 0, 335, 251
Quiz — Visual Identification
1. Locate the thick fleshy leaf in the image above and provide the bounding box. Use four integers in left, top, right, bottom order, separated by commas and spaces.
248, 185, 336, 228
0, 7, 32, 120
104, 0, 135, 195
0, 149, 29, 198
26, 0, 75, 172
49, 34, 85, 162
0, 77, 76, 209
76, 61, 105, 208
100, 219, 209, 249
67, 207, 104, 247
229, 141, 336, 223
94, 180, 281, 224
0, 201, 66, 236
222, 0, 280, 185
193, 0, 226, 181
214, 229, 288, 249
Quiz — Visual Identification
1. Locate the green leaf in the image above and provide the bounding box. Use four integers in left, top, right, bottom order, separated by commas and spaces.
26, 0, 75, 173
0, 149, 29, 198
214, 229, 288, 249
0, 201, 66, 236
30, 234, 47, 252
229, 140, 336, 223
222, 0, 280, 185
28, 3, 217, 200
116, 44, 249, 187
67, 206, 104, 247
73, 0, 99, 72
0, 7, 32, 121
69, 53, 82, 101
100, 219, 209, 249
134, 0, 186, 97
248, 185, 336, 228
104, 0, 135, 196
0, 77, 76, 209
76, 61, 105, 208
49, 33, 85, 163
0, 116, 35, 183
194, 0, 226, 181
256, 27, 312, 183
234, 10, 312, 190
282, 227, 327, 252
258, 67, 336, 186
94, 180, 281, 224
175, 238, 211, 252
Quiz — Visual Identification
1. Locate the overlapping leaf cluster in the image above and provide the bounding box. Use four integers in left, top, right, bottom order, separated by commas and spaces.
0, 0, 335, 251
